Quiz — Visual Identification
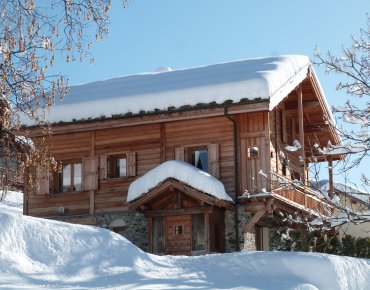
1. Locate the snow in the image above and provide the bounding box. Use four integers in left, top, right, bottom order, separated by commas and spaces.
322, 142, 369, 155
21, 55, 311, 125
127, 160, 233, 202
315, 179, 370, 204
1, 191, 370, 289
285, 140, 302, 152
0, 190, 23, 213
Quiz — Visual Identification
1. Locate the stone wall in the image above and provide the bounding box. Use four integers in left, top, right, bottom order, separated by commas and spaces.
224, 205, 256, 252
54, 211, 148, 251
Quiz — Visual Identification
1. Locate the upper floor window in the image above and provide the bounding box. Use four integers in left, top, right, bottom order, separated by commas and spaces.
108, 153, 127, 178
54, 160, 82, 193
247, 146, 259, 158
175, 144, 219, 178
187, 146, 208, 172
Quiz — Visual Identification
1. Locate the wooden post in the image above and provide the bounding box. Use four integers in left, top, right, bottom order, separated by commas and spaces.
297, 86, 306, 185
160, 123, 166, 163
328, 157, 334, 198
89, 131, 95, 215
204, 213, 210, 253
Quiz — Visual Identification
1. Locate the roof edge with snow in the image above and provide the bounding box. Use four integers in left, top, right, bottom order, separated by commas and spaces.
22, 55, 313, 126
127, 160, 234, 204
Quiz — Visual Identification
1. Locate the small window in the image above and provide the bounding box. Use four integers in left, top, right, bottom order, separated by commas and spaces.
174, 225, 183, 235
247, 146, 259, 158
54, 160, 82, 193
108, 153, 127, 178
187, 146, 208, 172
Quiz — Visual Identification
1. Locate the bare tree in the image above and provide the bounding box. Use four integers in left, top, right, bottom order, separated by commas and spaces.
310, 15, 370, 227
0, 0, 127, 196
314, 15, 370, 180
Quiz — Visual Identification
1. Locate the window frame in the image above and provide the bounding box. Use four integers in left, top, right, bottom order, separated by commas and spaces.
107, 152, 128, 179
53, 159, 82, 194
247, 145, 260, 159
185, 145, 209, 173
174, 225, 184, 236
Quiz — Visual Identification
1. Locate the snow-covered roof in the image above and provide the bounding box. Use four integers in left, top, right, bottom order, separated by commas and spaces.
22, 55, 311, 125
313, 180, 370, 204
127, 160, 233, 203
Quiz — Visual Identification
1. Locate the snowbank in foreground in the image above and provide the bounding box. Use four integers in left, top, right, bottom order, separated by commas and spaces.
0, 190, 23, 213
1, 195, 369, 290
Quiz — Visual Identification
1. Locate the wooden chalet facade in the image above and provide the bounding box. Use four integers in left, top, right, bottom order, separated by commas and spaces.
23, 55, 341, 254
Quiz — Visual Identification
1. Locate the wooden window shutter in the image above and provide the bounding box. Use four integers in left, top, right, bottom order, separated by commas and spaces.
208, 143, 220, 178
99, 155, 107, 179
83, 157, 98, 191
35, 165, 50, 195
174, 147, 185, 161
127, 152, 136, 177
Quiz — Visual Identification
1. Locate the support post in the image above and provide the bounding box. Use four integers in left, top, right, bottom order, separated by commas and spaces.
297, 86, 306, 185
89, 131, 95, 214
328, 157, 334, 198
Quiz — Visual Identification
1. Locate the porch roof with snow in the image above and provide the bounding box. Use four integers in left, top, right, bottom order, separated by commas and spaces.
23, 55, 332, 126
127, 161, 234, 209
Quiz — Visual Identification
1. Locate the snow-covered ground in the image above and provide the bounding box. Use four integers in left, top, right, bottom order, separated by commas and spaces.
1, 191, 370, 290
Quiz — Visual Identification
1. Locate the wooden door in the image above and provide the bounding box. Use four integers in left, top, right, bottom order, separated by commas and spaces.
191, 214, 205, 253
152, 216, 165, 254
165, 215, 191, 255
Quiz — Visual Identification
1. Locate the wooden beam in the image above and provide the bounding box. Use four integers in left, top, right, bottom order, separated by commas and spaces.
89, 131, 95, 215
244, 208, 267, 233
285, 101, 320, 110
297, 86, 306, 185
205, 212, 210, 253
147, 217, 153, 253
144, 206, 212, 217
240, 201, 267, 212
328, 157, 334, 198
160, 123, 166, 163
27, 102, 270, 137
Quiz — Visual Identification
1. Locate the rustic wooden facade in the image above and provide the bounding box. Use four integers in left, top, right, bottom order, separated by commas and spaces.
23, 56, 342, 254
0, 128, 24, 190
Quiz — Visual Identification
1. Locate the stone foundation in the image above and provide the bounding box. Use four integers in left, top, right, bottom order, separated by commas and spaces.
54, 206, 258, 254
243, 232, 256, 251
224, 205, 255, 252
54, 211, 148, 251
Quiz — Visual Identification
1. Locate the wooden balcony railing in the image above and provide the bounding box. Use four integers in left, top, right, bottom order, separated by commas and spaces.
271, 173, 333, 217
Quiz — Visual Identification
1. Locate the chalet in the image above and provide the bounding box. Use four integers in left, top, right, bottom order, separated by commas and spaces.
23, 55, 342, 254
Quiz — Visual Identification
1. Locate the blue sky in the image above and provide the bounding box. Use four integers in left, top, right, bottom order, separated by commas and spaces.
55, 0, 369, 187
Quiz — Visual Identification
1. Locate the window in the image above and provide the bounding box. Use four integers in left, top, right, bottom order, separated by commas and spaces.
187, 146, 208, 172
54, 160, 82, 193
174, 225, 183, 235
247, 146, 259, 158
108, 153, 127, 178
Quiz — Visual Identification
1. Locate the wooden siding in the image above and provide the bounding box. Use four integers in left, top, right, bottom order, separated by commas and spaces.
26, 115, 237, 217
239, 111, 270, 194
165, 116, 235, 197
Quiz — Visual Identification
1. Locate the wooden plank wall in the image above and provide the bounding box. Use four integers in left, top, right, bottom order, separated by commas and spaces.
94, 124, 162, 213
26, 115, 236, 217
165, 116, 235, 197
239, 111, 270, 194
27, 132, 92, 217
270, 107, 303, 180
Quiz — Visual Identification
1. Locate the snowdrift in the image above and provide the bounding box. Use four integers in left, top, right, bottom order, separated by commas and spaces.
1, 192, 370, 290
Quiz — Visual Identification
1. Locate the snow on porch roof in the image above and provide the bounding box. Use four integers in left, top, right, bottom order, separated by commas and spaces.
23, 55, 312, 125
127, 160, 234, 203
